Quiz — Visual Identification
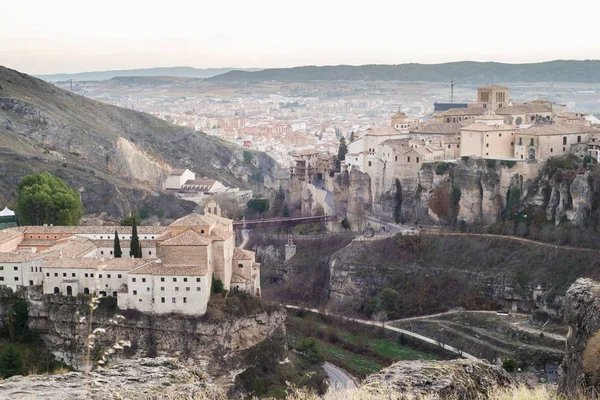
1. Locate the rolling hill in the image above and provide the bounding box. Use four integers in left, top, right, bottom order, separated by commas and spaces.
0, 65, 280, 221
208, 60, 600, 83
35, 66, 263, 82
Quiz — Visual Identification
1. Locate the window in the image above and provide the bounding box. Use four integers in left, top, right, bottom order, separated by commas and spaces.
530, 138, 535, 146
448, 144, 451, 149
563, 136, 567, 145
0, 266, 3, 271
486, 143, 489, 147
46, 273, 50, 277
161, 287, 165, 291
201, 230, 204, 234
186, 287, 190, 291
139, 299, 142, 302
72, 273, 75, 277
457, 144, 460, 148
183, 297, 187, 304
110, 251, 113, 255
407, 156, 411, 162
142, 278, 146, 283
395, 156, 398, 161
368, 161, 372, 167
147, 287, 150, 292
63, 273, 67, 277
172, 297, 176, 303
99, 274, 102, 278
173, 278, 177, 282
0, 277, 3, 281
197, 287, 201, 291
518, 138, 522, 145
578, 135, 582, 143
175, 287, 179, 291
499, 133, 502, 137
196, 278, 201, 282
511, 142, 513, 146
161, 297, 165, 303
13, 266, 18, 271
54, 273, 58, 277
416, 157, 420, 163
149, 251, 152, 256
107, 274, 111, 278
29, 280, 34, 286
238, 263, 244, 268
118, 274, 122, 279
563, 147, 566, 152
551, 148, 553, 153
161, 277, 165, 282
183, 278, 188, 282
132, 278, 136, 282
100, 251, 104, 255
90, 273, 94, 278
133, 290, 137, 295
14, 277, 18, 281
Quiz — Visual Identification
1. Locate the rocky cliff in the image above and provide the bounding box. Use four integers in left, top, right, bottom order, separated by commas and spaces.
559, 278, 600, 397
364, 359, 513, 399
339, 158, 600, 230
1, 288, 287, 388
0, 66, 282, 219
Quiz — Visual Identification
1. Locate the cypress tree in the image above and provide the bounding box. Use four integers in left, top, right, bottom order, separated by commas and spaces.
337, 137, 348, 162
394, 178, 403, 224
113, 229, 122, 258
129, 219, 142, 258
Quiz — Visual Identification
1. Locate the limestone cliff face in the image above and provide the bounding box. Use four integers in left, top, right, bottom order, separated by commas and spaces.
4, 289, 287, 384
364, 359, 513, 399
559, 278, 600, 396
332, 169, 372, 229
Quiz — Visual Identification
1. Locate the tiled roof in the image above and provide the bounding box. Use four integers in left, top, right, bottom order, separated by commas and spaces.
233, 248, 254, 260
296, 149, 319, 156
170, 214, 215, 227
381, 139, 410, 152
130, 262, 208, 276
182, 179, 216, 190
440, 107, 487, 117
0, 227, 25, 245
170, 169, 187, 176
161, 229, 212, 246
210, 228, 234, 241
495, 104, 552, 115
517, 124, 600, 136
479, 84, 509, 90
22, 226, 169, 235
40, 238, 97, 259
409, 122, 465, 135
0, 252, 40, 263
462, 123, 517, 132
366, 126, 403, 136
44, 258, 153, 271
18, 239, 58, 246
231, 273, 253, 284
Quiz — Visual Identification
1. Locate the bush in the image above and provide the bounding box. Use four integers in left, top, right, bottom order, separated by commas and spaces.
296, 338, 324, 364
502, 357, 517, 372
500, 160, 516, 168
435, 162, 451, 175
486, 159, 496, 169
243, 151, 253, 164
461, 156, 470, 162
211, 276, 225, 294
0, 344, 24, 378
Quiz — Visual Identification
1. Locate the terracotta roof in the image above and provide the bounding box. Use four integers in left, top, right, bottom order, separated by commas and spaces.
40, 238, 97, 259
92, 240, 156, 248
440, 107, 487, 117
170, 214, 216, 227
22, 226, 169, 235
0, 227, 25, 246
381, 139, 410, 152
231, 273, 253, 284
182, 179, 216, 190
409, 122, 464, 135
517, 124, 600, 136
44, 258, 153, 271
296, 149, 319, 156
210, 228, 234, 241
366, 126, 404, 136
0, 253, 40, 262
161, 229, 212, 246
170, 169, 188, 176
18, 239, 58, 246
461, 123, 517, 132
233, 248, 254, 260
495, 104, 552, 115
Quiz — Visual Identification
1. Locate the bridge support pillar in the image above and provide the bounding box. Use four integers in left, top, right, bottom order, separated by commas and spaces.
285, 234, 296, 261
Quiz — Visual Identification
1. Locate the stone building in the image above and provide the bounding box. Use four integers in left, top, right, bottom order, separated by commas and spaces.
0, 211, 260, 316
165, 169, 195, 190
477, 85, 510, 109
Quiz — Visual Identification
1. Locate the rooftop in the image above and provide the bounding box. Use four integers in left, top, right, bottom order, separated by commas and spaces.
161, 229, 212, 246
518, 124, 600, 136
170, 214, 216, 227
233, 248, 254, 260
409, 122, 465, 135
440, 107, 487, 117
44, 258, 153, 271
462, 123, 517, 132
130, 262, 208, 276
170, 168, 188, 176
479, 84, 510, 90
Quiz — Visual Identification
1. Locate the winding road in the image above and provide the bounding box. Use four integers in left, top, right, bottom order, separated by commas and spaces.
322, 362, 358, 391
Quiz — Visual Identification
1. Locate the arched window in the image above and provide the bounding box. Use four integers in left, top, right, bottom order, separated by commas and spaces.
368, 161, 372, 167
238, 264, 244, 268
66, 286, 73, 296
84, 288, 90, 295
53, 287, 60, 294
516, 117, 522, 125
577, 136, 582, 143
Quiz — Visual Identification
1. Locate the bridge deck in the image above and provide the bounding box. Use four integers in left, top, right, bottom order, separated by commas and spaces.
233, 215, 336, 230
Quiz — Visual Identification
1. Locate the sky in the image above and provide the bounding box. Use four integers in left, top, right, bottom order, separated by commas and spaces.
2, 0, 600, 75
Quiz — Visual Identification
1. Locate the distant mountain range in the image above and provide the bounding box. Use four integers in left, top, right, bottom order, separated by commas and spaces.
35, 66, 263, 82
207, 60, 600, 83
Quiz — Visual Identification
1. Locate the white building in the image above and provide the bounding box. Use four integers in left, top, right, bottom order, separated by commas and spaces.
165, 169, 196, 190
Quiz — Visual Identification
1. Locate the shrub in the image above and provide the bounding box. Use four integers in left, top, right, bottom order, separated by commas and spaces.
502, 357, 517, 372
461, 156, 470, 162
486, 159, 496, 169
435, 162, 451, 175
296, 338, 324, 364
500, 160, 516, 168
0, 344, 24, 378
243, 150, 253, 164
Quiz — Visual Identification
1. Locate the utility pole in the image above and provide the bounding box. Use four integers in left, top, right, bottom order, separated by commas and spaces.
450, 79, 455, 103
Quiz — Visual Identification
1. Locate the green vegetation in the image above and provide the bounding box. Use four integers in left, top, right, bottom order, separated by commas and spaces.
120, 214, 141, 226
211, 275, 225, 294
451, 185, 461, 207
296, 338, 325, 364
247, 198, 270, 214
502, 358, 517, 372
243, 150, 253, 164
287, 309, 446, 379
337, 137, 348, 162
486, 159, 496, 169
113, 229, 122, 258
16, 172, 84, 225
393, 179, 402, 224
503, 186, 521, 220
364, 288, 403, 320
435, 162, 451, 175
129, 218, 142, 258
500, 160, 516, 168
0, 299, 68, 378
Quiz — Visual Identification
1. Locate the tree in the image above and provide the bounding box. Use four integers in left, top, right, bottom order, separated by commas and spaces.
0, 344, 23, 378
282, 204, 290, 218
16, 172, 84, 226
129, 219, 142, 258
113, 230, 122, 258
120, 214, 140, 226
337, 137, 348, 162
296, 338, 324, 364
211, 275, 225, 293
394, 178, 403, 224
350, 131, 356, 142
247, 199, 270, 214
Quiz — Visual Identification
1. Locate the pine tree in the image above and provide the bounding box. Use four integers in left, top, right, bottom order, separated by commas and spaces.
129, 219, 142, 258
0, 344, 23, 378
113, 229, 122, 258
394, 178, 403, 224
337, 137, 348, 162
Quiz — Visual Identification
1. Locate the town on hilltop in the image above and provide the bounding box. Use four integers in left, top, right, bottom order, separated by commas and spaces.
0, 201, 260, 315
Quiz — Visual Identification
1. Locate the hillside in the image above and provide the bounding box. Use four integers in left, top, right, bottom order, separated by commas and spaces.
208, 60, 600, 83
0, 65, 281, 219
35, 66, 263, 82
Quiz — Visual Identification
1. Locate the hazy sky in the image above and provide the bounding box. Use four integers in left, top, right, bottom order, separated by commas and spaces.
2, 0, 599, 74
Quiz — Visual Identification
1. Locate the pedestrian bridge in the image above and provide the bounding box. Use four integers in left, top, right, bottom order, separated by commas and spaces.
232, 215, 337, 230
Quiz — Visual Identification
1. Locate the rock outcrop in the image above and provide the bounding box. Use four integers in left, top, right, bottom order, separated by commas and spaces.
559, 278, 600, 396
363, 359, 513, 399
0, 357, 223, 400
